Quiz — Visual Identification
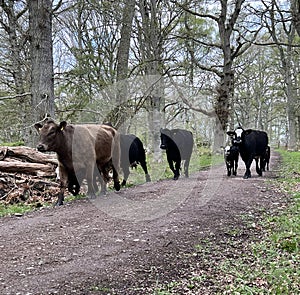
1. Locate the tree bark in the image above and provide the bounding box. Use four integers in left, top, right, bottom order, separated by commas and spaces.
138, 0, 164, 160
29, 0, 55, 126
114, 0, 135, 130
291, 0, 300, 37
264, 0, 297, 150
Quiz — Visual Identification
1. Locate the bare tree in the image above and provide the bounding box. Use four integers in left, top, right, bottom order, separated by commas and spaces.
176, 0, 259, 147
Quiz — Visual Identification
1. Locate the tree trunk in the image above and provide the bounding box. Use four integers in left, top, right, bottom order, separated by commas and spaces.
138, 0, 164, 159
291, 0, 300, 37
0, 1, 31, 143
266, 0, 297, 150
213, 0, 243, 149
29, 0, 55, 128
114, 0, 135, 130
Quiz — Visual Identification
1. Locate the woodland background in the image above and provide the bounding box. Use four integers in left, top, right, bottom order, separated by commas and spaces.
0, 0, 300, 152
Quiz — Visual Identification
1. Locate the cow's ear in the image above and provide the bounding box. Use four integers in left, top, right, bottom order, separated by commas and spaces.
34, 123, 43, 132
227, 131, 235, 137
244, 129, 252, 135
59, 121, 67, 131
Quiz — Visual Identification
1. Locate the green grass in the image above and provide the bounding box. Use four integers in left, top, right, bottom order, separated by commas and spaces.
219, 149, 300, 294
0, 141, 24, 147
0, 203, 35, 217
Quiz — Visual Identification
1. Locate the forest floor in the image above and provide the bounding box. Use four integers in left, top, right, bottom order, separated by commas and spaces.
0, 151, 291, 294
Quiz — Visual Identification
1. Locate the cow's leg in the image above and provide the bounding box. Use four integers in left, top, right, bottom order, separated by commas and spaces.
243, 158, 253, 179
174, 160, 181, 180
226, 163, 231, 176
86, 165, 97, 199
166, 153, 175, 175
112, 165, 121, 191
166, 154, 177, 179
140, 160, 151, 182
67, 174, 80, 196
255, 157, 262, 176
121, 165, 130, 186
184, 158, 190, 177
99, 174, 107, 196
261, 157, 266, 172
57, 174, 68, 206
57, 182, 66, 206
233, 160, 238, 176
56, 165, 68, 206
96, 164, 108, 196
106, 158, 121, 191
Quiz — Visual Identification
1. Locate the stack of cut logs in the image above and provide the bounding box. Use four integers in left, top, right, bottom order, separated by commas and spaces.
0, 146, 60, 205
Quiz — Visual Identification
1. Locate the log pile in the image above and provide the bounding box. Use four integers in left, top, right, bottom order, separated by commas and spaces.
0, 146, 60, 205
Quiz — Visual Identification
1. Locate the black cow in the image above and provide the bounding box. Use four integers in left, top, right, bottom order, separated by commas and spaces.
223, 145, 239, 176
160, 128, 194, 180
120, 134, 151, 186
227, 127, 268, 179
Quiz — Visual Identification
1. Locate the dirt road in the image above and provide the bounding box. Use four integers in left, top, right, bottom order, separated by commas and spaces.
0, 152, 287, 294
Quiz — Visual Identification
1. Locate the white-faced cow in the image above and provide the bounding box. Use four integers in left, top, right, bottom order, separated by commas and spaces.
35, 119, 121, 205
120, 134, 151, 186
160, 128, 194, 180
223, 145, 239, 176
227, 127, 268, 179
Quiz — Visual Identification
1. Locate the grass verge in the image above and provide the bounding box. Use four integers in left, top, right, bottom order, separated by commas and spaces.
153, 149, 300, 294
220, 149, 300, 294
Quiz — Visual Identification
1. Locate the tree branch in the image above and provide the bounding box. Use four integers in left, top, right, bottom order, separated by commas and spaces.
0, 92, 31, 101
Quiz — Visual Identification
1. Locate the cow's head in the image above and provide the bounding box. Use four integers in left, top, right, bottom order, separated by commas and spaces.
160, 128, 172, 150
227, 127, 252, 145
223, 145, 231, 157
34, 119, 67, 152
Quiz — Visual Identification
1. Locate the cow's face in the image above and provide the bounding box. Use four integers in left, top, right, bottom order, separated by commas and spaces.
160, 128, 172, 150
35, 120, 67, 152
224, 145, 231, 157
227, 127, 253, 145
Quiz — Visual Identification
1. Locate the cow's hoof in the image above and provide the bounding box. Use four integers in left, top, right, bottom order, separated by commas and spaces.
121, 180, 126, 186
243, 175, 250, 179
114, 181, 121, 191
146, 174, 151, 182
173, 176, 179, 180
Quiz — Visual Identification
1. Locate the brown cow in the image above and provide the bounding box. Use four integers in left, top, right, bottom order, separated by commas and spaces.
34, 119, 121, 205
